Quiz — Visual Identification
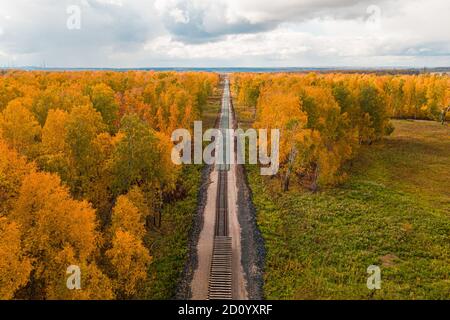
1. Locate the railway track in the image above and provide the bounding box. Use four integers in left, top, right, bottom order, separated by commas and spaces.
215, 171, 229, 236
208, 77, 233, 300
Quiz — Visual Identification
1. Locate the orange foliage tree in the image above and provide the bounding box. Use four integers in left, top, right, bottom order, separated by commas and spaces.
0, 70, 219, 299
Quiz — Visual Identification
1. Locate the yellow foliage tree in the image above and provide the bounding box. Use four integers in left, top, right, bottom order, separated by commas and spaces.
0, 138, 36, 216
45, 246, 114, 300
106, 230, 151, 298
255, 88, 309, 191
111, 195, 146, 239
12, 171, 102, 299
125, 186, 152, 222
38, 108, 72, 181
41, 109, 69, 155
0, 217, 32, 299
0, 97, 41, 158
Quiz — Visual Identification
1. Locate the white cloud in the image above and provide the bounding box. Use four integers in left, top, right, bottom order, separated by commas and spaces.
169, 8, 190, 24
95, 0, 123, 6
0, 0, 449, 67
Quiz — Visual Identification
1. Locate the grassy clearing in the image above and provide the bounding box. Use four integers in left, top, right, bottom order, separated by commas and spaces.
247, 120, 450, 299
202, 80, 223, 129
142, 85, 223, 299
143, 164, 202, 299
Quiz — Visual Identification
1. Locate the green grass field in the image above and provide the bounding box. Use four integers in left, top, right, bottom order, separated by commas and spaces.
247, 120, 450, 299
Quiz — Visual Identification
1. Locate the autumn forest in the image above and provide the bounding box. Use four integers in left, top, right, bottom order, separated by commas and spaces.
0, 70, 449, 300
0, 71, 218, 299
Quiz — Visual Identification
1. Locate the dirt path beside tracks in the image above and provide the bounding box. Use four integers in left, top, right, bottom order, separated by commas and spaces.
178, 75, 264, 300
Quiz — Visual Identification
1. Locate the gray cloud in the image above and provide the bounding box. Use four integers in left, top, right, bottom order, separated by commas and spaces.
0, 0, 161, 66
155, 0, 389, 43
156, 0, 275, 42
0, 0, 449, 67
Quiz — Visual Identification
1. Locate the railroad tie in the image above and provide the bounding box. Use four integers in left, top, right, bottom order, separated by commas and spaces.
208, 236, 233, 300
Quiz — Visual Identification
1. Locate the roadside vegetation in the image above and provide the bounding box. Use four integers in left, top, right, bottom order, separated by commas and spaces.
246, 120, 450, 299
232, 72, 450, 299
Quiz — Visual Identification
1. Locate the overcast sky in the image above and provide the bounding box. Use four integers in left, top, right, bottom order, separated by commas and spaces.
0, 0, 449, 68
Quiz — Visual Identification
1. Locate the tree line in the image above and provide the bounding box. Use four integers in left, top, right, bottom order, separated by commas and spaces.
232, 72, 449, 191
0, 70, 219, 299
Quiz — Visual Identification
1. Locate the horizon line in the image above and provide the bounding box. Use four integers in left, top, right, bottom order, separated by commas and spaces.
2, 66, 450, 71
